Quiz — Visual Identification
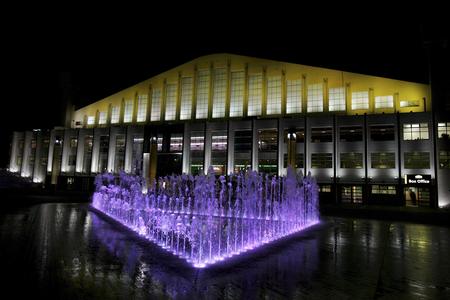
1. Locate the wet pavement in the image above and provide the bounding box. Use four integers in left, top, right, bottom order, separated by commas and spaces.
0, 203, 449, 299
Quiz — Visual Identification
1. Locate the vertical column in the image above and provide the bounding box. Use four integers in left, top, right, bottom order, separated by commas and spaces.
95, 110, 99, 127
149, 137, 158, 183
345, 83, 351, 113
369, 88, 375, 113
393, 92, 399, 112
107, 127, 116, 172
227, 121, 234, 175
90, 128, 99, 174
8, 132, 19, 172
278, 119, 285, 176
204, 122, 212, 173
182, 123, 191, 174
287, 131, 297, 168
20, 131, 32, 177
119, 99, 125, 124
75, 129, 84, 174
32, 131, 44, 183
124, 126, 134, 173
107, 104, 112, 125
252, 119, 258, 171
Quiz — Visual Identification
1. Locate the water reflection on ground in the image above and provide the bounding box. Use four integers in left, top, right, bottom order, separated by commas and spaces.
0, 203, 449, 299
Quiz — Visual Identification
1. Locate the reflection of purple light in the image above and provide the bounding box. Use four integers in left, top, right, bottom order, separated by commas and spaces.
91, 167, 319, 268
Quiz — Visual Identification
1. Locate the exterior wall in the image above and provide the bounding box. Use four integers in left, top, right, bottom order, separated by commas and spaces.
10, 54, 449, 207
10, 113, 448, 207
9, 131, 24, 173
72, 54, 430, 129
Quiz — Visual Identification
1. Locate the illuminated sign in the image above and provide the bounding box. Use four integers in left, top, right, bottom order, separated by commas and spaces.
404, 174, 431, 184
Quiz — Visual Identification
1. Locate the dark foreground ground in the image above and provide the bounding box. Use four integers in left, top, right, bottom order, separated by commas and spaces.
0, 202, 449, 299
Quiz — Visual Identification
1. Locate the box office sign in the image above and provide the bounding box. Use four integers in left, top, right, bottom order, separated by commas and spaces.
404, 174, 431, 184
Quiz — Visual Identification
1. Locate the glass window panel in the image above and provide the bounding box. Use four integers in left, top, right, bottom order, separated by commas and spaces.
375, 95, 394, 109
165, 84, 177, 121
87, 116, 95, 125
400, 100, 419, 107
437, 122, 450, 139
370, 125, 395, 141
196, 70, 210, 119
234, 130, 252, 172
180, 77, 193, 120
211, 132, 227, 175
340, 152, 363, 168
248, 74, 263, 116
311, 153, 332, 168
329, 87, 346, 111
114, 135, 125, 173
170, 133, 183, 152
230, 71, 244, 117
212, 69, 227, 118
439, 151, 450, 169
286, 79, 302, 113
137, 95, 148, 122
266, 76, 281, 115
111, 106, 120, 124
307, 83, 323, 112
151, 88, 162, 121
404, 152, 430, 169
258, 129, 277, 174
311, 127, 332, 143
351, 91, 369, 110
403, 123, 429, 140
340, 126, 363, 142
123, 100, 133, 123
371, 152, 395, 168
190, 132, 204, 175
98, 111, 107, 125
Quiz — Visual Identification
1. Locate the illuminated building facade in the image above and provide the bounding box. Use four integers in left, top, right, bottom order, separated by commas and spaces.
8, 54, 450, 207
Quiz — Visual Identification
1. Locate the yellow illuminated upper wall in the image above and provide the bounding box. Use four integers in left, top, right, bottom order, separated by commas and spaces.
73, 53, 430, 128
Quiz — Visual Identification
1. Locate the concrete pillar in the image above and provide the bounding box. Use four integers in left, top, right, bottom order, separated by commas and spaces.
287, 131, 297, 168
149, 137, 158, 183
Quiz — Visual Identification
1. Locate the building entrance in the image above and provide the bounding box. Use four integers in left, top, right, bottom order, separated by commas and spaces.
404, 187, 430, 207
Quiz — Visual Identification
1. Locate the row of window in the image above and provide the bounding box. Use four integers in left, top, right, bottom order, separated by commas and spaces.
295, 151, 440, 169
285, 123, 445, 143
83, 71, 422, 125
24, 131, 450, 177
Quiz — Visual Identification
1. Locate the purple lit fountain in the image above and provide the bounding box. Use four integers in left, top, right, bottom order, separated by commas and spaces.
91, 167, 319, 268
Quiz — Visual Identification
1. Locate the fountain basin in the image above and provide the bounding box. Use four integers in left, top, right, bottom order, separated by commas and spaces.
91, 167, 319, 268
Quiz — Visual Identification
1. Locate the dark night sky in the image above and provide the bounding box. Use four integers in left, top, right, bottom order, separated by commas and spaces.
1, 21, 447, 167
